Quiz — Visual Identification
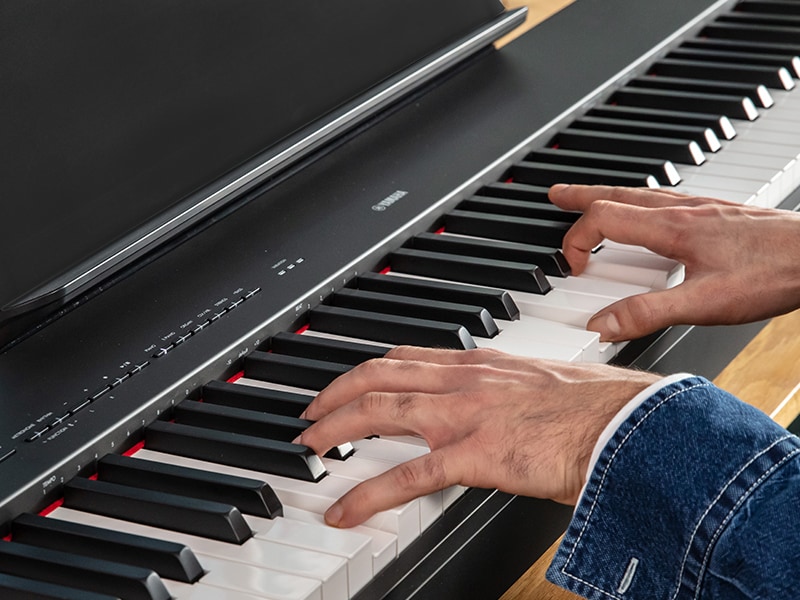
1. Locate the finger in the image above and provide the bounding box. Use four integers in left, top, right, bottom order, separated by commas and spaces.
586, 282, 714, 342
323, 447, 466, 528
304, 358, 465, 420
385, 345, 516, 366
549, 184, 734, 213
299, 390, 446, 456
549, 184, 684, 212
561, 201, 685, 275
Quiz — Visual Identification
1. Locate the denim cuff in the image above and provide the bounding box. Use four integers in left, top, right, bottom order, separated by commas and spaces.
547, 376, 800, 599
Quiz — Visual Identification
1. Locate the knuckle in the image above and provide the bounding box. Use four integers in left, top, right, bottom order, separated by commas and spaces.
395, 453, 447, 492
393, 392, 418, 420
358, 391, 388, 416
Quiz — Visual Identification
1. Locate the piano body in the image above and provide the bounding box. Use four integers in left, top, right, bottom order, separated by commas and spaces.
2, 0, 800, 598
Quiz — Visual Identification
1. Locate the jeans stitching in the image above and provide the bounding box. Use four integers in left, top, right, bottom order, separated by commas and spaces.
558, 381, 711, 597
689, 441, 800, 600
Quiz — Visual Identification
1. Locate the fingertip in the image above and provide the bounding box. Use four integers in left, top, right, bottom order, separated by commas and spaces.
549, 183, 570, 196
324, 502, 344, 527
586, 311, 623, 342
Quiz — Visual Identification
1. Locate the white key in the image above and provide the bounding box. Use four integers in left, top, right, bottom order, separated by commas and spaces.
165, 580, 273, 600
508, 288, 615, 328
673, 182, 756, 205
319, 453, 444, 530
497, 316, 602, 356
476, 333, 583, 362
547, 274, 651, 298
301, 329, 395, 350
134, 449, 421, 551
736, 127, 800, 148
282, 506, 397, 574
68, 507, 349, 600
581, 247, 684, 289
51, 507, 325, 600
680, 162, 781, 197
245, 514, 372, 596
235, 376, 317, 398
678, 172, 774, 206
350, 438, 467, 509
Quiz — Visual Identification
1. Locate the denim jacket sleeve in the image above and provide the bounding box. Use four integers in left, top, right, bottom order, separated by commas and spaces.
547, 376, 800, 599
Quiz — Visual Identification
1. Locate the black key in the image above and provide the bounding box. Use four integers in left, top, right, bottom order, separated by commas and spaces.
244, 351, 349, 390
459, 194, 583, 222
736, 0, 800, 15
172, 400, 354, 460
671, 44, 800, 78
356, 271, 520, 320
331, 288, 498, 337
63, 477, 253, 544
682, 37, 800, 65
11, 513, 203, 584
309, 304, 477, 349
610, 87, 759, 121
0, 573, 119, 600
445, 209, 570, 248
98, 453, 283, 519
702, 22, 800, 46
146, 420, 327, 482
391, 247, 551, 294
555, 128, 706, 165
524, 146, 682, 185
503, 159, 658, 187
270, 331, 390, 365
202, 379, 313, 417
409, 231, 571, 278
0, 540, 169, 600
587, 105, 736, 141
651, 56, 794, 90
477, 181, 551, 202
717, 11, 800, 27
570, 115, 721, 152
630, 74, 774, 109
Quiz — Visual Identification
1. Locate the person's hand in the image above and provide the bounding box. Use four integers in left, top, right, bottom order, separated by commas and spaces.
549, 184, 800, 342
297, 346, 660, 528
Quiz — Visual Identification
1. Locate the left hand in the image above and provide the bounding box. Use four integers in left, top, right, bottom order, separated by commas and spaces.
297, 345, 660, 528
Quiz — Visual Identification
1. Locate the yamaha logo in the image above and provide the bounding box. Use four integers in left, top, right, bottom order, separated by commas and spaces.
372, 190, 408, 211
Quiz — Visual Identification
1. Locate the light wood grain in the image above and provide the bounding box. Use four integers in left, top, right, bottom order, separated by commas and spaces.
715, 309, 800, 428
496, 0, 575, 47
494, 1, 800, 598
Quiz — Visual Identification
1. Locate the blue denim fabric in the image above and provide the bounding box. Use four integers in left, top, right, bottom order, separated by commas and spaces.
547, 376, 800, 599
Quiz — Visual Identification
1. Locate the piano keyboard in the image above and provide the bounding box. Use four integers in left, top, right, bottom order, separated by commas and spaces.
4, 1, 800, 598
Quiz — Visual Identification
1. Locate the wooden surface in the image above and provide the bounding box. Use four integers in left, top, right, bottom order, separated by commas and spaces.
495, 1, 800, 598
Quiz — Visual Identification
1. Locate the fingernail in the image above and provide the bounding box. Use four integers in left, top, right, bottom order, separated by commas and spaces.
291, 434, 302, 445
550, 183, 569, 195
589, 312, 621, 340
325, 502, 344, 527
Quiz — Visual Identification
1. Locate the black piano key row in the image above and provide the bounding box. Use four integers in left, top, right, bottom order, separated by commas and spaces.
4, 2, 800, 598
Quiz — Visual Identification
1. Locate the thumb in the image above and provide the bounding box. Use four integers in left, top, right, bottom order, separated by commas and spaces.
587, 286, 702, 342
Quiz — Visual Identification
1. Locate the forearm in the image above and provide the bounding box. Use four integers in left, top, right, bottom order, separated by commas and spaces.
547, 376, 800, 599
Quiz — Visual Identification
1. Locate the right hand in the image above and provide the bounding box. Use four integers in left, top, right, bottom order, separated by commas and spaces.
548, 184, 800, 342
